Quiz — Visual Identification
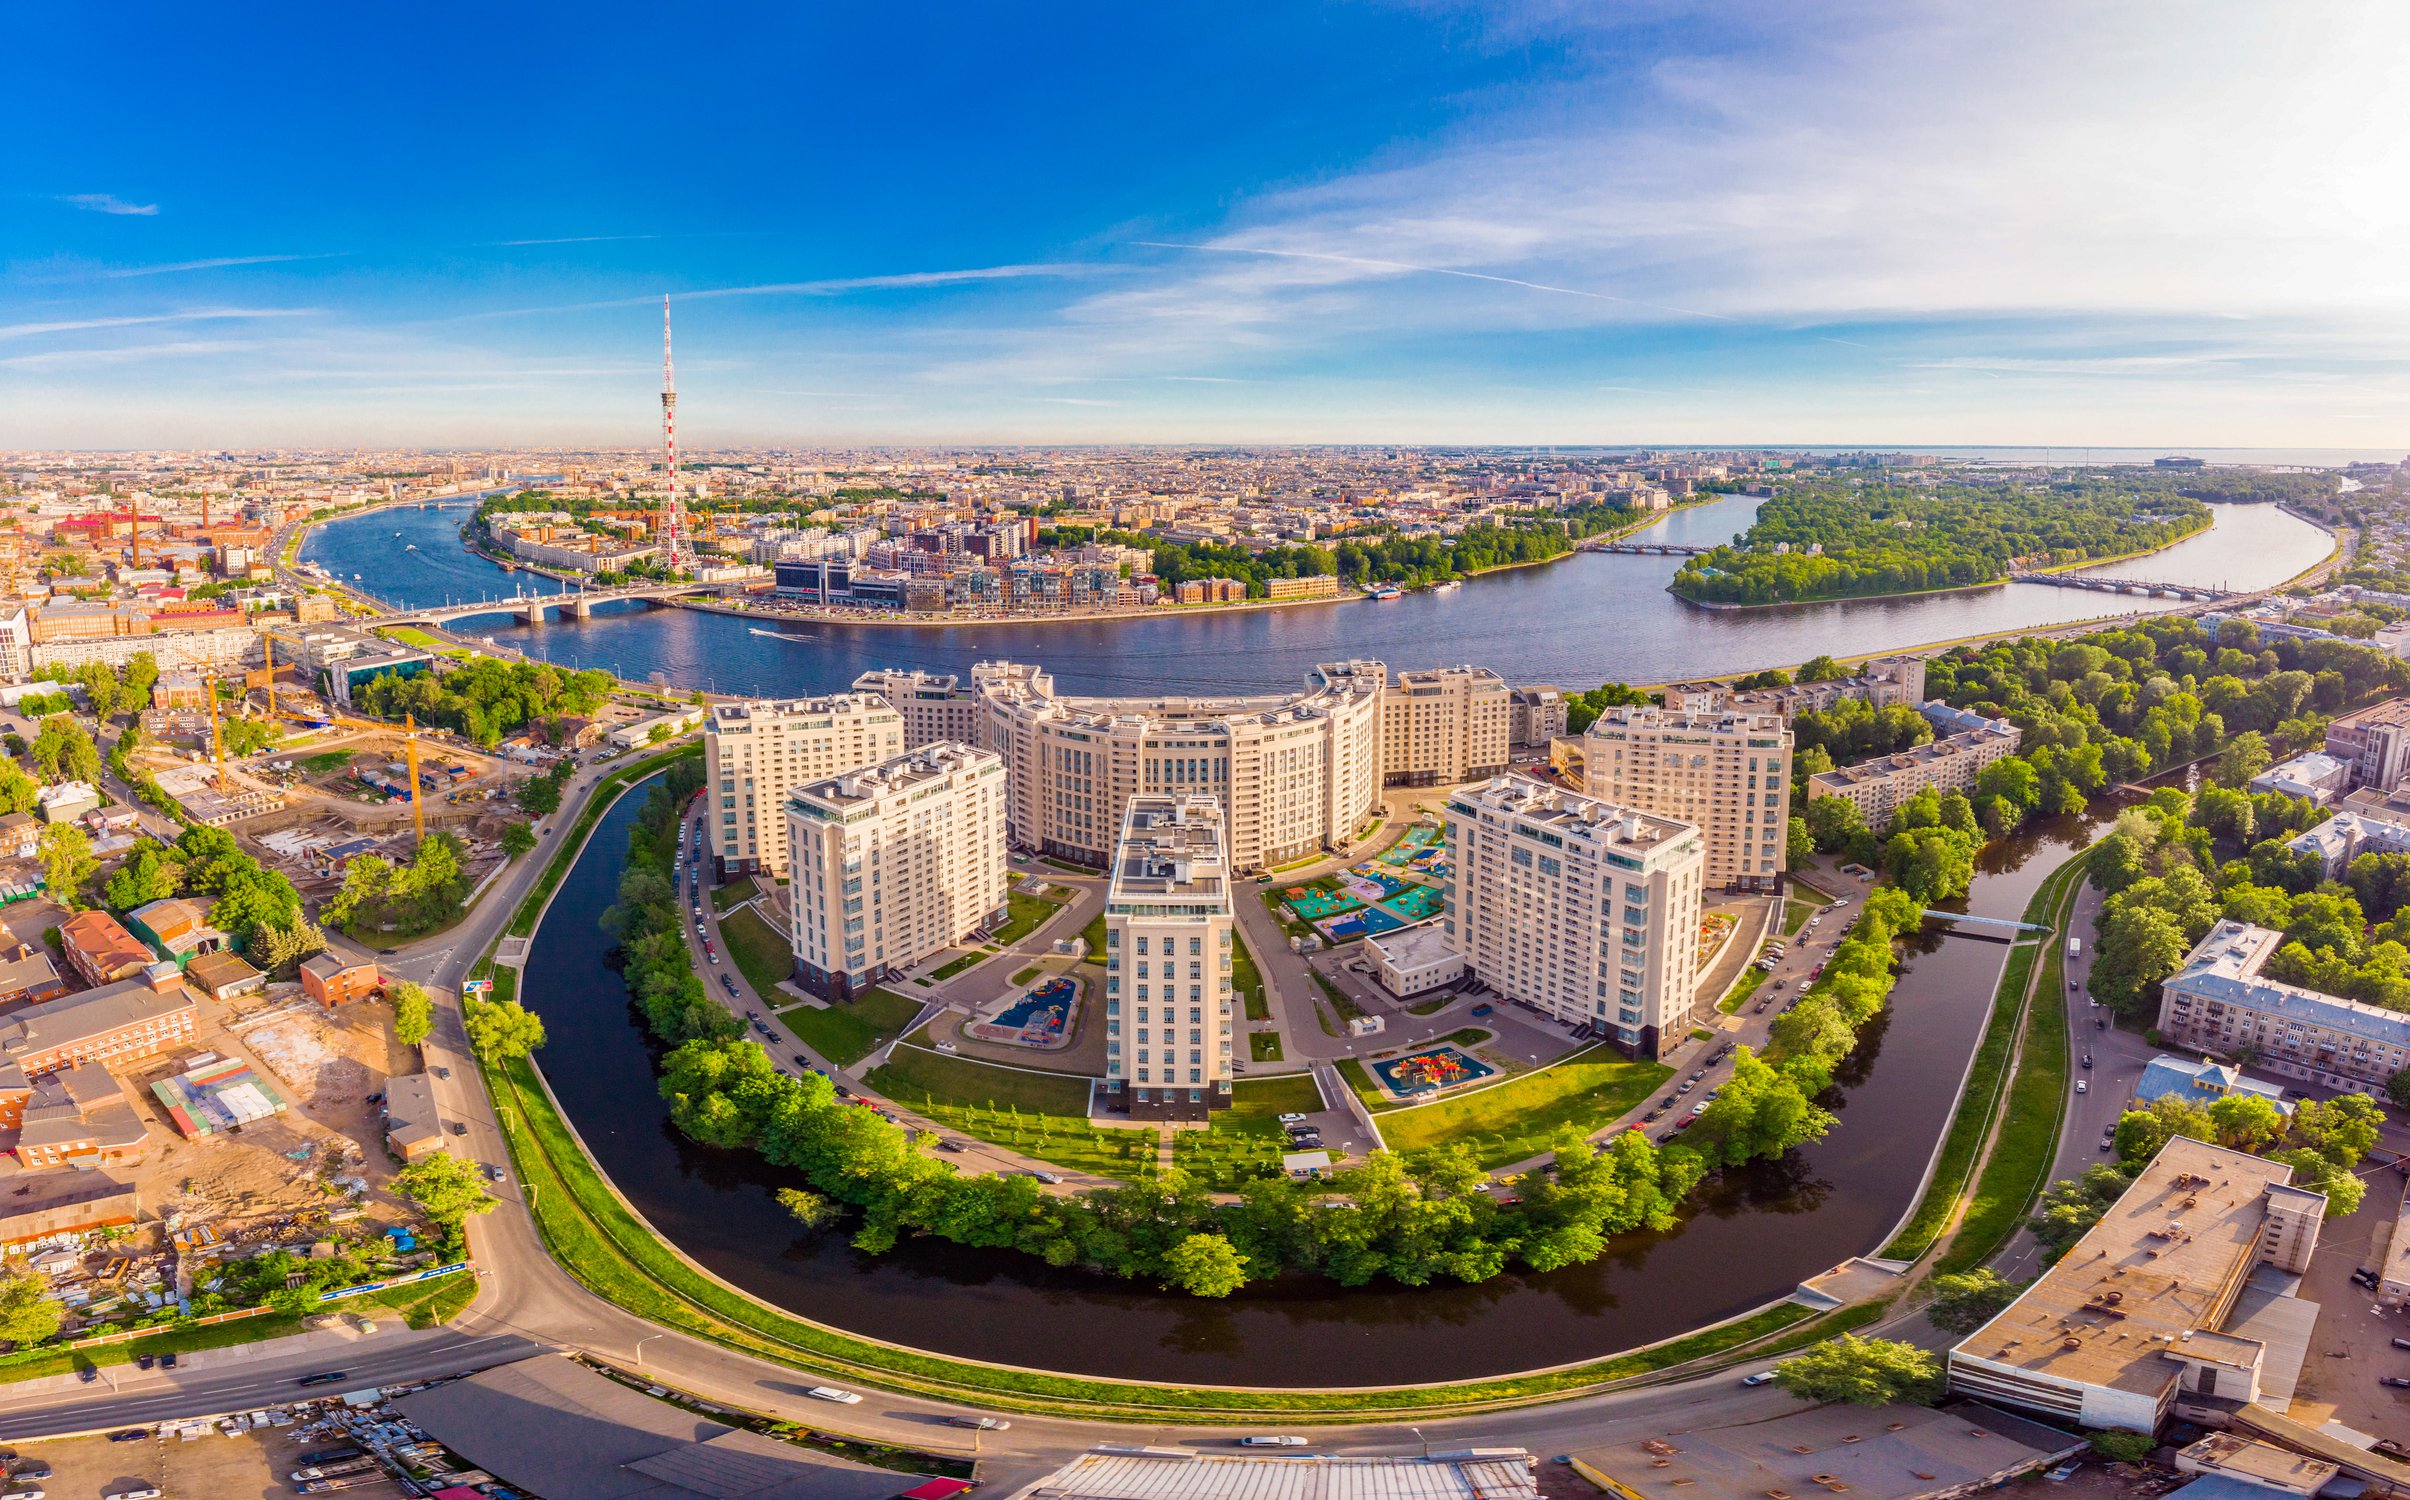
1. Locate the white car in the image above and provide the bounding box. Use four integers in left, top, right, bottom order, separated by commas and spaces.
1277, 1113, 1310, 1125
1740, 1370, 1778, 1387
2074, 1080, 2088, 1095
807, 1385, 863, 1404
1241, 1435, 1307, 1447
935, 1041, 958, 1053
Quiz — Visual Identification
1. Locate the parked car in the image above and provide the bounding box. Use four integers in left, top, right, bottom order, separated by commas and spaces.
12, 1462, 52, 1480
1469, 1003, 1493, 1016
159, 1352, 174, 1369
108, 1431, 146, 1444
1277, 1113, 1310, 1125
2381, 1376, 2410, 1389
295, 1370, 349, 1387
137, 1353, 154, 1370
935, 1040, 958, 1053
793, 1055, 812, 1069
2100, 1135, 2115, 1153
104, 1489, 162, 1500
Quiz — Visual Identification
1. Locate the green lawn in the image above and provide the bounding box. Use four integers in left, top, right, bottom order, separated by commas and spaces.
927, 950, 988, 982
1781, 899, 1820, 936
1442, 1027, 1489, 1048
778, 987, 924, 1067
991, 889, 1068, 945
1250, 1032, 1284, 1061
1171, 1075, 1326, 1187
298, 749, 355, 775
713, 874, 760, 913
1233, 1073, 1323, 1115
1078, 911, 1107, 963
717, 903, 794, 998
1310, 970, 1365, 1022
867, 1046, 1144, 1178
380, 625, 449, 651
1009, 965, 1041, 986
1376, 1045, 1672, 1167
1336, 1056, 1383, 1109
1718, 962, 1770, 1015
1232, 928, 1268, 1020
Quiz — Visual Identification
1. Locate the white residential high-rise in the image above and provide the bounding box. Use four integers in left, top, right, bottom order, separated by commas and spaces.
1442, 775, 1704, 1059
1103, 794, 1236, 1118
1583, 704, 1793, 891
785, 743, 1008, 1001
704, 694, 905, 877
1382, 665, 1511, 787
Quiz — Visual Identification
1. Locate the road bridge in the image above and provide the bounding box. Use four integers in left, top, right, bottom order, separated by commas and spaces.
2007, 571, 2231, 602
1583, 540, 1713, 556
376, 583, 713, 628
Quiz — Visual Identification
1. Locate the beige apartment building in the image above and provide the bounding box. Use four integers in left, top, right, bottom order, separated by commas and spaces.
2156, 920, 2410, 1099
1102, 794, 1237, 1118
784, 743, 1007, 1000
853, 667, 983, 747
1805, 718, 2021, 831
1441, 776, 1704, 1059
970, 659, 1384, 871
704, 694, 905, 876
1582, 704, 1793, 891
1381, 665, 1510, 787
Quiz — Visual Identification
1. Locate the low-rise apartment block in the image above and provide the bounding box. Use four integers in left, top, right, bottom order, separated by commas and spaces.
785, 743, 1008, 1001
59, 910, 155, 987
1102, 793, 1237, 1118
1948, 1136, 2325, 1433
2156, 920, 2410, 1098
1507, 685, 1565, 748
1805, 712, 2021, 830
0, 969, 198, 1077
1583, 704, 1792, 891
1381, 665, 1510, 787
705, 694, 906, 877
1441, 776, 1704, 1059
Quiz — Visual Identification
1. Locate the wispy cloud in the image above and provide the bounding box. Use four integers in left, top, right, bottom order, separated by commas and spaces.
1134, 241, 1735, 322
0, 307, 316, 342
0, 339, 252, 370
457, 263, 1096, 320
103, 253, 339, 279
488, 234, 661, 247
60, 193, 157, 216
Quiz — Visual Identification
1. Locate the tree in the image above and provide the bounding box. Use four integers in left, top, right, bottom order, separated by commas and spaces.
2286, 1094, 2382, 1167
249, 916, 328, 977
391, 982, 433, 1048
0, 1269, 61, 1348
1786, 816, 1814, 870
1773, 1335, 1943, 1407
395, 1151, 498, 1228
2205, 1093, 2286, 1152
2090, 1432, 2156, 1462
1806, 795, 1870, 856
463, 997, 547, 1060
2388, 1066, 2410, 1111
775, 1186, 838, 1230
1926, 1269, 2023, 1334
2268, 1147, 2365, 1218
500, 820, 537, 859
2215, 730, 2271, 788
36, 822, 95, 907
1161, 1232, 1250, 1298
102, 839, 181, 911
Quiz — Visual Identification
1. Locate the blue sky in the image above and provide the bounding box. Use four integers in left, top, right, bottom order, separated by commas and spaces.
7, 1, 2409, 449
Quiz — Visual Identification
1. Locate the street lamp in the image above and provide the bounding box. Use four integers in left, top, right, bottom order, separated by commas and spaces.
635, 1333, 664, 1366
1407, 1425, 1431, 1458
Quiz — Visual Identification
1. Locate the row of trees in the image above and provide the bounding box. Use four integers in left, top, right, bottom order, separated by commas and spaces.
1672, 478, 2213, 605
610, 769, 1920, 1295
322, 832, 473, 938
96, 824, 326, 974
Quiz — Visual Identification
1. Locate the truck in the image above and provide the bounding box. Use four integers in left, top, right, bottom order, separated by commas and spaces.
2067, 936, 2082, 959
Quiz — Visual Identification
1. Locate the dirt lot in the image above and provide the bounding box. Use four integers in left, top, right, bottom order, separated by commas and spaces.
6, 1425, 406, 1500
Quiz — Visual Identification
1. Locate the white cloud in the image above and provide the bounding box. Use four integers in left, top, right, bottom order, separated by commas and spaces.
60, 193, 157, 216
0, 307, 317, 341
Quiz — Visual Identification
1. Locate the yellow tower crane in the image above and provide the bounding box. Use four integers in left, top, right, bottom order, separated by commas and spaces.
204, 677, 232, 794
403, 712, 426, 845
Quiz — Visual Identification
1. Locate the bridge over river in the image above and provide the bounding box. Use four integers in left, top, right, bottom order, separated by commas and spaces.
375, 582, 715, 627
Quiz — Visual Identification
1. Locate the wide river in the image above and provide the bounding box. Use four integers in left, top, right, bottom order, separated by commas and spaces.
306, 494, 2331, 697
309, 497, 2325, 1385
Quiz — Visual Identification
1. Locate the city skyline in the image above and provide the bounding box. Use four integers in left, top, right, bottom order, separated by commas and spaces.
9, 3, 2410, 450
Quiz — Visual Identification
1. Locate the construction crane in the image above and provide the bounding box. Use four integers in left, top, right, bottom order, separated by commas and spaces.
204, 677, 233, 794
247, 635, 431, 843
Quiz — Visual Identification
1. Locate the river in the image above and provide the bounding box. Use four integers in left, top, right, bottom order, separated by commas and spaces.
303, 495, 2332, 698
514, 769, 2114, 1386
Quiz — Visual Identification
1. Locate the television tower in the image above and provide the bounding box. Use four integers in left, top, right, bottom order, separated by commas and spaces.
659, 296, 690, 569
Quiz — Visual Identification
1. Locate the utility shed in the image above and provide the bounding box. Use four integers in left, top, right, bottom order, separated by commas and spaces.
1020, 1447, 1538, 1499
394, 1353, 910, 1500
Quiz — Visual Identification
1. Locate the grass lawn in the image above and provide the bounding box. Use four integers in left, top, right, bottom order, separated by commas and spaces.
1232, 928, 1268, 1020
991, 889, 1067, 945
381, 625, 449, 651
717, 903, 794, 998
1078, 911, 1106, 963
1172, 1074, 1326, 1187
1335, 1056, 1384, 1110
1405, 995, 1453, 1015
713, 874, 760, 912
298, 749, 355, 775
1717, 962, 1770, 1015
1009, 965, 1041, 986
778, 987, 924, 1067
1441, 1027, 1489, 1047
1310, 970, 1365, 1022
1376, 1045, 1672, 1167
927, 950, 987, 982
1234, 1073, 1323, 1115
1038, 856, 1100, 875
868, 1046, 1144, 1177
1250, 1032, 1283, 1061
1781, 899, 1820, 936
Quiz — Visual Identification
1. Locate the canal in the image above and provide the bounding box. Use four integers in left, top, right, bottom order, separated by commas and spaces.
518, 770, 2116, 1386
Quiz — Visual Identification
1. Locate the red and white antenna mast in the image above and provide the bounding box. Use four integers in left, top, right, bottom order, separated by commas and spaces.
659, 295, 690, 568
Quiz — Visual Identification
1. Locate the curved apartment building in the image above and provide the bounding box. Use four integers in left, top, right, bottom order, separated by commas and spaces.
960, 659, 1385, 871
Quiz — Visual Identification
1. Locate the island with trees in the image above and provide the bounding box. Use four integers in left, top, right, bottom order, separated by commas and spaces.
1668, 475, 2234, 607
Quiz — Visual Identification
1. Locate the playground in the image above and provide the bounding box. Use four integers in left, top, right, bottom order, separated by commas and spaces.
1370, 1044, 1496, 1099
968, 974, 1080, 1049
1321, 905, 1409, 941
1376, 821, 1443, 867
1385, 884, 1445, 921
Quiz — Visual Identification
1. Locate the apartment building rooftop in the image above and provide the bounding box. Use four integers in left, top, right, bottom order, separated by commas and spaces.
1585, 702, 1788, 734
790, 741, 996, 815
1454, 774, 1694, 852
1809, 723, 2020, 789
1951, 1137, 2320, 1402
1109, 795, 1228, 902
0, 971, 192, 1061
2168, 921, 2410, 1050
708, 692, 894, 726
